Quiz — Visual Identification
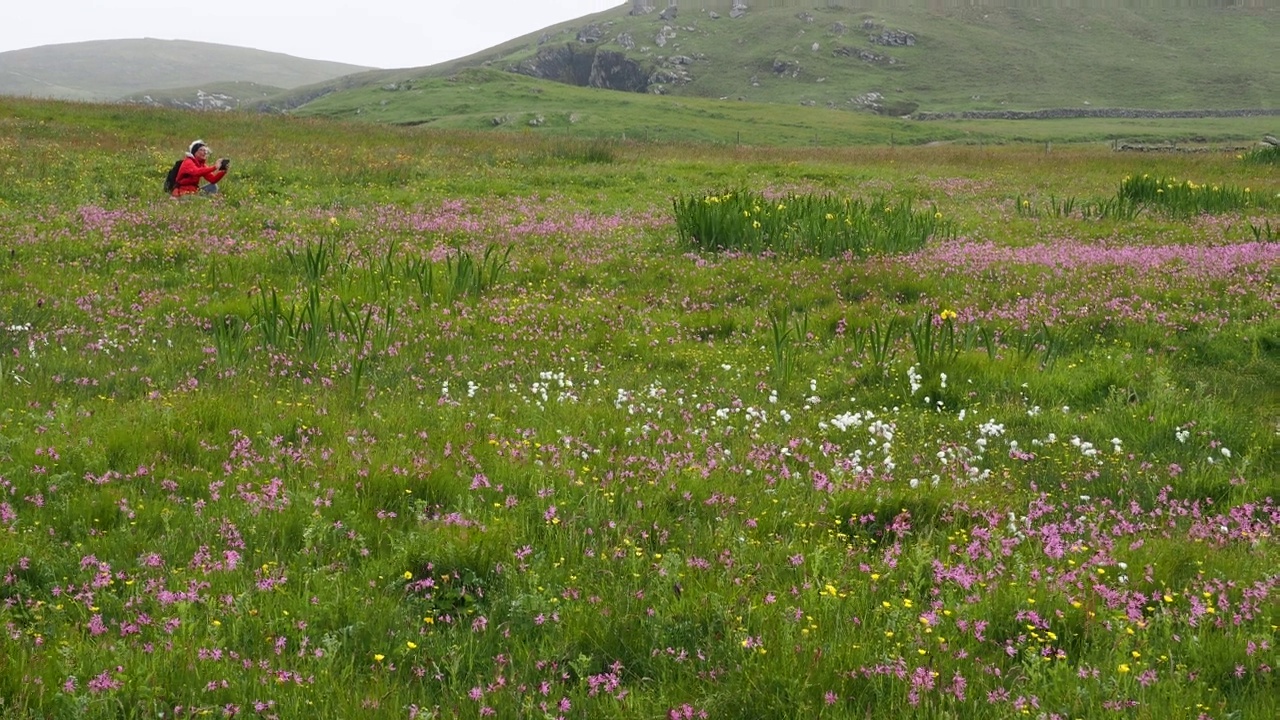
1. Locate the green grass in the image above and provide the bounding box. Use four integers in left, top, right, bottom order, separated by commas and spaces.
271, 2, 1279, 123
0, 95, 1277, 718
289, 66, 1279, 148
672, 188, 954, 256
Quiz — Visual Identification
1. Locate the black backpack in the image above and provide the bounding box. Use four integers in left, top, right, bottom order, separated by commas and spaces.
163, 158, 183, 194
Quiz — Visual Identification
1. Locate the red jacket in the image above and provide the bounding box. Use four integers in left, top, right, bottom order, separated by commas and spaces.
171, 155, 227, 196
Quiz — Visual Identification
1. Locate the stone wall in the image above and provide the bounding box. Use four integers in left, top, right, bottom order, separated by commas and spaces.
913, 108, 1280, 121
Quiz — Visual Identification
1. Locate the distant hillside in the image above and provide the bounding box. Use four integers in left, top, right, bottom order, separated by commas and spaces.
0, 39, 374, 101
267, 2, 1277, 118
119, 81, 288, 111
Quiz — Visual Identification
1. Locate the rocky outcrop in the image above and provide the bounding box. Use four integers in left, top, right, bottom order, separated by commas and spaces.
510, 44, 651, 93
772, 59, 802, 78
833, 46, 898, 65
128, 87, 264, 111
576, 25, 605, 44
846, 92, 918, 117
871, 29, 916, 47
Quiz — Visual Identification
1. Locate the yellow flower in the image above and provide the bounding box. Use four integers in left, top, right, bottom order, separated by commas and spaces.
940, 309, 958, 321
406, 641, 417, 650
403, 571, 413, 580
1118, 663, 1130, 673
374, 654, 385, 662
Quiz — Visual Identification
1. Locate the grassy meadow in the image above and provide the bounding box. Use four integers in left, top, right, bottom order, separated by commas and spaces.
0, 98, 1277, 719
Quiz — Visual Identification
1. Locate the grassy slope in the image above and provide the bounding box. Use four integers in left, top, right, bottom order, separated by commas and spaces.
118, 81, 288, 110
275, 2, 1278, 122
0, 39, 373, 101
289, 67, 1277, 147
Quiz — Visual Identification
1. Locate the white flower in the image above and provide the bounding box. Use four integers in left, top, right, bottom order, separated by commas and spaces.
830, 412, 865, 432
1220, 447, 1231, 459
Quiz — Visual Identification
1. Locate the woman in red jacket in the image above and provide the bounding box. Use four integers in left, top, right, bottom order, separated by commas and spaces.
171, 140, 229, 197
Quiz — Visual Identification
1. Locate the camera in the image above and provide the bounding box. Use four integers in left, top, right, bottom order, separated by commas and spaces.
218, 158, 230, 171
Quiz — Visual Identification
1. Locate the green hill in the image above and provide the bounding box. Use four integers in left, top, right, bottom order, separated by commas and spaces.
266, 1, 1277, 121
0, 39, 373, 102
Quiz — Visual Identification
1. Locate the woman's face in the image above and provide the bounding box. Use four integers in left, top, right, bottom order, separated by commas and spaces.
195, 146, 210, 161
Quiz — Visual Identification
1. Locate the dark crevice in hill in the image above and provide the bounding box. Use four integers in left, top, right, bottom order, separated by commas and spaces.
509, 44, 652, 93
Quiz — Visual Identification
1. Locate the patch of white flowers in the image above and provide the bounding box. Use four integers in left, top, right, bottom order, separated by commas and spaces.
978, 419, 1006, 438
1069, 436, 1099, 459
825, 410, 871, 432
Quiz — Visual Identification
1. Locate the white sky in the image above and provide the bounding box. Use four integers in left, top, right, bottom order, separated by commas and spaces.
1, 1, 625, 69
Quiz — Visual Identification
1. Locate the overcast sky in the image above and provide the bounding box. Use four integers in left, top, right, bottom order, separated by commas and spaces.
1, 1, 625, 69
